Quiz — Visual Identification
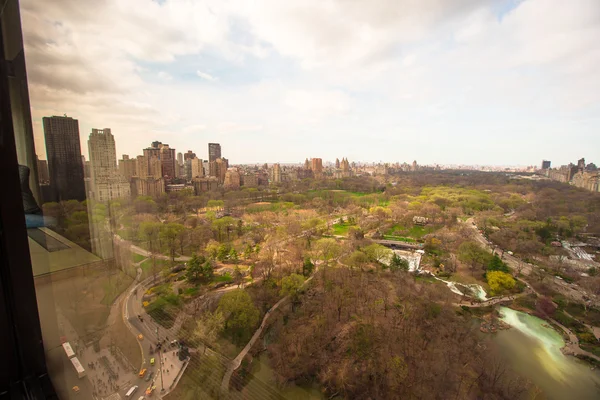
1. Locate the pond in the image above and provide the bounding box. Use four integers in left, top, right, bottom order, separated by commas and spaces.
495, 307, 600, 400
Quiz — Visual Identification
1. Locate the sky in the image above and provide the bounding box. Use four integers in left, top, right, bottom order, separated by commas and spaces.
21, 0, 600, 166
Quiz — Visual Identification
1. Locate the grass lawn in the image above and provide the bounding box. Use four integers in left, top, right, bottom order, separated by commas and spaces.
386, 224, 439, 239
140, 257, 171, 278
382, 235, 416, 243
332, 221, 355, 236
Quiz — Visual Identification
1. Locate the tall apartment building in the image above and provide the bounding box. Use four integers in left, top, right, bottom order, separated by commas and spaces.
184, 150, 196, 160
43, 115, 86, 201
311, 158, 323, 178
190, 158, 204, 178
87, 128, 130, 202
142, 141, 176, 179
118, 155, 138, 180
208, 143, 221, 162
541, 160, 551, 170
224, 168, 241, 188
272, 163, 282, 183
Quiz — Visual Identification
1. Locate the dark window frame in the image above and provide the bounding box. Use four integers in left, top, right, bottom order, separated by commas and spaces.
0, 3, 57, 399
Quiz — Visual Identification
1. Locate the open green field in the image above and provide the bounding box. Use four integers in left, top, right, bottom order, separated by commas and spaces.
332, 221, 356, 236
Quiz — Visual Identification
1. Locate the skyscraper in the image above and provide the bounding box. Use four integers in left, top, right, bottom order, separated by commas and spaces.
88, 128, 117, 181
87, 128, 130, 202
272, 163, 282, 183
43, 115, 86, 201
311, 158, 323, 178
541, 160, 551, 170
208, 143, 221, 162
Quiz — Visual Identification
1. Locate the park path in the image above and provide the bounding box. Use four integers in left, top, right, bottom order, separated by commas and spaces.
220, 268, 318, 395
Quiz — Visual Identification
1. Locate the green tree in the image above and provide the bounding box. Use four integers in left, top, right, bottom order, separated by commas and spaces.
458, 241, 490, 276
186, 253, 207, 282
302, 257, 315, 277
363, 243, 392, 265
487, 271, 516, 295
194, 311, 225, 354
202, 261, 214, 281
389, 253, 410, 272
161, 222, 185, 262
217, 289, 260, 343
487, 255, 509, 273
346, 250, 369, 271
280, 273, 305, 303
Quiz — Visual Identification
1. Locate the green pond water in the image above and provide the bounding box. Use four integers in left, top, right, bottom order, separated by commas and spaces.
242, 307, 599, 400
496, 307, 600, 400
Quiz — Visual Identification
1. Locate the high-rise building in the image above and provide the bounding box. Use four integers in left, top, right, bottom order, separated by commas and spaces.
335, 158, 340, 169
272, 163, 282, 183
142, 141, 176, 179
43, 115, 86, 201
184, 150, 196, 161
36, 156, 49, 184
224, 168, 241, 188
311, 158, 323, 178
87, 128, 130, 202
190, 158, 204, 178
88, 128, 117, 180
541, 160, 551, 170
119, 155, 138, 180
177, 152, 183, 166
208, 143, 221, 162
159, 144, 176, 179
304, 158, 310, 170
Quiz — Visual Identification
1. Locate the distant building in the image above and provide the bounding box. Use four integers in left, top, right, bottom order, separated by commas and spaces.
119, 155, 138, 180
87, 128, 130, 201
224, 168, 241, 188
311, 158, 323, 178
411, 160, 418, 172
541, 160, 551, 169
142, 141, 177, 180
192, 176, 219, 194
209, 157, 228, 183
190, 158, 204, 179
208, 143, 221, 162
183, 150, 196, 161
241, 173, 258, 187
335, 158, 340, 169
272, 163, 282, 183
43, 115, 86, 201
131, 177, 165, 197
572, 170, 600, 192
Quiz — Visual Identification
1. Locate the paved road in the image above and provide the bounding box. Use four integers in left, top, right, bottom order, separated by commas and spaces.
122, 272, 186, 398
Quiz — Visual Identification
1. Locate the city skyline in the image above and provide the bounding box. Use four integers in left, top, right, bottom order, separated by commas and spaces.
23, 0, 600, 166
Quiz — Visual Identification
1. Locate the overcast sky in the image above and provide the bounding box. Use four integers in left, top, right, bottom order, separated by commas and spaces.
21, 0, 600, 166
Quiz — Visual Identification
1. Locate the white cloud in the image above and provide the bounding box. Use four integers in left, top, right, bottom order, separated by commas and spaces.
20, 0, 600, 165
157, 71, 173, 81
196, 70, 218, 81
284, 89, 352, 116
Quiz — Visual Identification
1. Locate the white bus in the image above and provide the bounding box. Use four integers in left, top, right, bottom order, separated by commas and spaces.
70, 357, 86, 378
125, 385, 138, 398
62, 342, 75, 359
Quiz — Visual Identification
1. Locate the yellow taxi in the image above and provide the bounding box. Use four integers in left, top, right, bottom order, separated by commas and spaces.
138, 368, 147, 378
150, 357, 155, 365
138, 334, 144, 340
72, 386, 80, 393
145, 385, 156, 396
